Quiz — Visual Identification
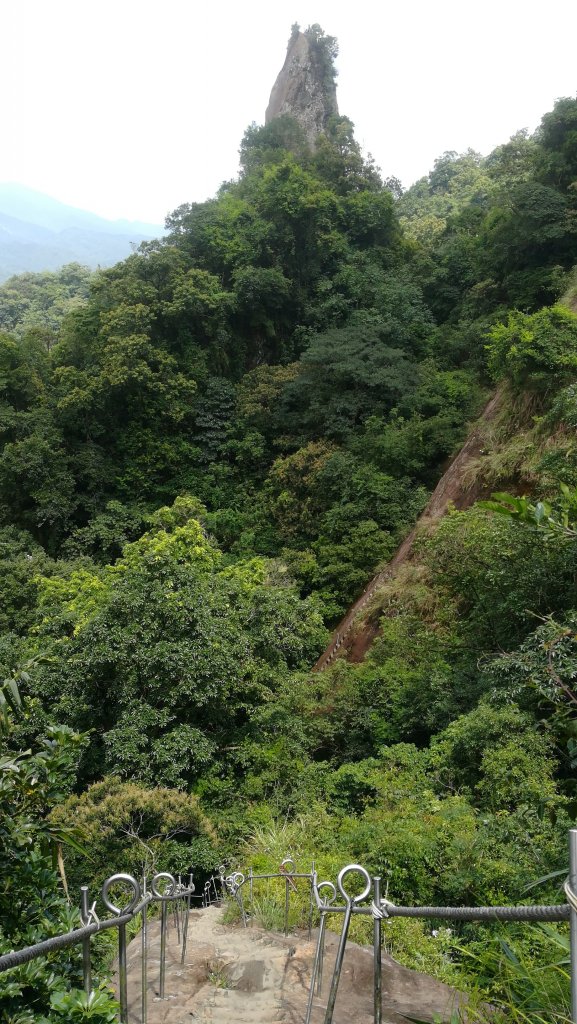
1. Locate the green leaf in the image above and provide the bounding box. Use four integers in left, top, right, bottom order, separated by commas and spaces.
522, 868, 567, 892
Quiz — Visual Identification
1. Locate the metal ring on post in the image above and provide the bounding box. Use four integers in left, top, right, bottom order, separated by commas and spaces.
280, 857, 297, 874
317, 881, 338, 908
151, 872, 177, 900
337, 864, 372, 905
101, 874, 141, 916
79, 886, 91, 996
101, 874, 139, 1024
323, 866, 371, 1024
226, 871, 245, 895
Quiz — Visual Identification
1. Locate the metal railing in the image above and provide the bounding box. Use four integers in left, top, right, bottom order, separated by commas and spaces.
220, 856, 316, 937
304, 863, 573, 1024
219, 834, 577, 1024
2, 831, 577, 1024
0, 869, 197, 1024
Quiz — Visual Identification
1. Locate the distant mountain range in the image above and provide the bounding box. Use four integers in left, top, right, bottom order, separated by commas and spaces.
0, 184, 164, 282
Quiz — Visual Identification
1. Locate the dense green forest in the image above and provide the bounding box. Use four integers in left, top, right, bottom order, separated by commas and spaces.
3, 34, 577, 1019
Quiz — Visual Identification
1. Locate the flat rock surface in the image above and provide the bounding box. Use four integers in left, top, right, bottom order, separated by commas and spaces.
122, 905, 465, 1023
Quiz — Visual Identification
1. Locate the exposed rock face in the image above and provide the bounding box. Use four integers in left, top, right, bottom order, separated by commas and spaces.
123, 905, 465, 1022
265, 31, 339, 147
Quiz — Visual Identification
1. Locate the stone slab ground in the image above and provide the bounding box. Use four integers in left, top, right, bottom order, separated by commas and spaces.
122, 905, 465, 1023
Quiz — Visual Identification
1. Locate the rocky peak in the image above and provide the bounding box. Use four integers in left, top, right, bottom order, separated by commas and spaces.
265, 26, 339, 147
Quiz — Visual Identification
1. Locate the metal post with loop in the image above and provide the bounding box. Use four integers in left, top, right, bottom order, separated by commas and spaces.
101, 873, 141, 1024
308, 861, 315, 942
151, 872, 177, 1000
181, 872, 194, 966
79, 885, 91, 995
280, 858, 297, 937
305, 880, 337, 1024
372, 877, 382, 1024
225, 871, 247, 926
217, 865, 226, 905
323, 865, 372, 1024
141, 875, 148, 1024
174, 875, 181, 943
160, 901, 168, 997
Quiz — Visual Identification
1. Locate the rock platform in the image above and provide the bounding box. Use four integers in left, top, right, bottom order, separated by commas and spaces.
122, 905, 465, 1023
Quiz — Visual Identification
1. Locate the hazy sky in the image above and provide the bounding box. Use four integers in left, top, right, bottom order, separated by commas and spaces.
3, 0, 577, 225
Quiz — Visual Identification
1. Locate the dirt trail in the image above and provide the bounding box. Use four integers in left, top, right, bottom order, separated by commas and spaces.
314, 389, 505, 670
123, 904, 464, 1023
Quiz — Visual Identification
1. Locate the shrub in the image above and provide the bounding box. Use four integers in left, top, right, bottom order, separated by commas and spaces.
50, 777, 218, 893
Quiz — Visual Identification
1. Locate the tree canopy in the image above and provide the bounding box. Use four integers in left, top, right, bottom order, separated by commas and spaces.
3, 83, 577, 1023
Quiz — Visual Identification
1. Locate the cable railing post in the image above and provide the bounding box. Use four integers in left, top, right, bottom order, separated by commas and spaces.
159, 900, 167, 999
100, 873, 140, 1024
324, 902, 351, 1023
316, 915, 325, 995
305, 922, 324, 1024
570, 829, 577, 1024
323, 866, 371, 1024
79, 886, 91, 996
150, 871, 176, 1001
175, 875, 181, 944
280, 858, 296, 937
308, 862, 314, 941
284, 874, 290, 936
181, 873, 193, 966
305, 877, 335, 1024
118, 921, 128, 1023
141, 875, 148, 1024
238, 884, 247, 927
372, 876, 382, 1024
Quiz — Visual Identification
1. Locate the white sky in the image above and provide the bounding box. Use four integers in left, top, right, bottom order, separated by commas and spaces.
2, 0, 577, 225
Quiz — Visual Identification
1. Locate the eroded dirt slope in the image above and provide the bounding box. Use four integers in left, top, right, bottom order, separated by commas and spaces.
314, 389, 505, 670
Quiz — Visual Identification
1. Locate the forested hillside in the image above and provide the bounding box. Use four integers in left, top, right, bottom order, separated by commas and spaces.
2, 28, 577, 1021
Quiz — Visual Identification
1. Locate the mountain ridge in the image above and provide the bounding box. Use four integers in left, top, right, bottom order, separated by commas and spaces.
0, 183, 163, 281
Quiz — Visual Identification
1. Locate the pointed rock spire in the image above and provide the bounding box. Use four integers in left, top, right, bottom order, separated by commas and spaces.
265, 26, 339, 147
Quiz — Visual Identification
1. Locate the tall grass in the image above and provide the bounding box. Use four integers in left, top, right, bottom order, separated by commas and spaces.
456, 924, 571, 1023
